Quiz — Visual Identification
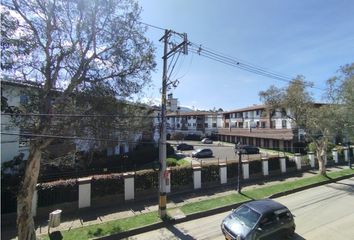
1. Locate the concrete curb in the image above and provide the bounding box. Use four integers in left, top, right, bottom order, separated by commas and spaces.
96, 173, 354, 239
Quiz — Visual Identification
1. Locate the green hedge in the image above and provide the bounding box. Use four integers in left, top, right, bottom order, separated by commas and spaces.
249, 160, 262, 175
38, 179, 78, 207
170, 167, 193, 187
268, 157, 281, 171
135, 170, 158, 192
286, 157, 297, 168
201, 165, 219, 183
226, 162, 240, 178
92, 174, 124, 198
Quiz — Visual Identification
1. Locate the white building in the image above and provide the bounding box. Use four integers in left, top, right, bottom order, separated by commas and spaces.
166, 111, 223, 138
1, 80, 31, 163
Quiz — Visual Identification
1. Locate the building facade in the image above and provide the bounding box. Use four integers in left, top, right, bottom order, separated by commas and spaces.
166, 111, 223, 138
218, 105, 295, 151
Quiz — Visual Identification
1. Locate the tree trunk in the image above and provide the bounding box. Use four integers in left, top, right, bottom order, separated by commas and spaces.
17, 147, 42, 240
317, 153, 327, 175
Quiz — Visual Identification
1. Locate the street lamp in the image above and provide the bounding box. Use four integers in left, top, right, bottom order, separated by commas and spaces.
235, 142, 245, 193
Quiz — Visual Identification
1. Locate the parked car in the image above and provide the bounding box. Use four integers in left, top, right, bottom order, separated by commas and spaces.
176, 143, 194, 151
237, 145, 260, 154
201, 138, 213, 144
192, 148, 213, 158
221, 199, 295, 240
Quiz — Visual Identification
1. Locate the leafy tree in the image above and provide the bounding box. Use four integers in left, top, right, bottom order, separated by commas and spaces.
259, 76, 337, 175
327, 63, 354, 142
1, 0, 155, 239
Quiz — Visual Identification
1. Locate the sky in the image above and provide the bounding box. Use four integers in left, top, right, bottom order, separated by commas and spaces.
138, 0, 354, 111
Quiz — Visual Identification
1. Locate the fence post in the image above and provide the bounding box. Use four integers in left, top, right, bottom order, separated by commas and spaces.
32, 184, 39, 217
123, 172, 135, 201
78, 177, 92, 208
262, 157, 269, 176
294, 153, 302, 170
193, 166, 202, 189
308, 152, 315, 168
344, 147, 349, 162
242, 160, 249, 180
280, 157, 286, 173
166, 168, 171, 193
219, 163, 227, 184
332, 148, 338, 164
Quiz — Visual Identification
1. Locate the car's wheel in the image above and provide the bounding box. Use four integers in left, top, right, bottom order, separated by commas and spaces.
285, 228, 295, 239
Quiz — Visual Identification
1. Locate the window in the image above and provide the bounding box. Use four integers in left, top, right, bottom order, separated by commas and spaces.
193, 116, 196, 119
261, 122, 266, 128
193, 123, 196, 127
256, 110, 260, 116
188, 116, 191, 119
271, 120, 276, 129
264, 139, 270, 148
177, 123, 180, 128
20, 95, 28, 105
212, 123, 217, 128
282, 120, 287, 129
204, 123, 208, 128
188, 123, 191, 126
245, 122, 249, 128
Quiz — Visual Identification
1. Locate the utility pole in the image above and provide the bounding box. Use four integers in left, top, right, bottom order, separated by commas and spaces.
158, 30, 188, 218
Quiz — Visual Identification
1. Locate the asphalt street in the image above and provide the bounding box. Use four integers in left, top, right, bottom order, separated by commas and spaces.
125, 177, 354, 240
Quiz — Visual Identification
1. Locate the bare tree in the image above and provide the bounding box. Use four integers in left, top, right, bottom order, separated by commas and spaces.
1, 0, 155, 239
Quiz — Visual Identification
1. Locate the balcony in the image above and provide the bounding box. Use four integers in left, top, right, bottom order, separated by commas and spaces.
217, 127, 294, 140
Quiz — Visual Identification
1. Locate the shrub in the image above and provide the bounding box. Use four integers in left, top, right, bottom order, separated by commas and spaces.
249, 160, 262, 175
170, 167, 193, 187
92, 174, 124, 198
135, 169, 158, 192
184, 134, 202, 141
268, 157, 280, 171
201, 165, 219, 183
37, 179, 78, 207
286, 157, 297, 168
166, 158, 177, 167
226, 162, 240, 178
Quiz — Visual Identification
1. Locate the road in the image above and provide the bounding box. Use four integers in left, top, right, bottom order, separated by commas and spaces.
125, 177, 354, 240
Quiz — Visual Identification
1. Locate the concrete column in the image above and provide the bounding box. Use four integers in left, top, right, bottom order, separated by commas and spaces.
242, 161, 249, 180
193, 166, 202, 189
280, 157, 286, 173
332, 149, 338, 164
166, 168, 171, 193
262, 158, 269, 176
78, 177, 92, 208
219, 163, 227, 184
294, 153, 302, 170
344, 147, 349, 162
123, 172, 135, 201
32, 184, 39, 217
308, 152, 315, 168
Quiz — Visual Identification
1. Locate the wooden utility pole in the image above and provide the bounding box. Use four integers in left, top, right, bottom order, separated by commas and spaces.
158, 30, 188, 218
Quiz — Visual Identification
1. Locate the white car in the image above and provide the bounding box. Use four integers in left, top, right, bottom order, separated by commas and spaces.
201, 138, 213, 144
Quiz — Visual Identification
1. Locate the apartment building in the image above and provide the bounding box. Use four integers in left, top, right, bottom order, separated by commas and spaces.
217, 105, 295, 151
166, 111, 223, 138
1, 80, 159, 163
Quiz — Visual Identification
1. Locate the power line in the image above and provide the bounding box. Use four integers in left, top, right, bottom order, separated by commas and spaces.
188, 43, 326, 91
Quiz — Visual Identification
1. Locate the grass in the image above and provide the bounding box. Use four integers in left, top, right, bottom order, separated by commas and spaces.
39, 212, 162, 240
38, 168, 354, 240
181, 168, 354, 215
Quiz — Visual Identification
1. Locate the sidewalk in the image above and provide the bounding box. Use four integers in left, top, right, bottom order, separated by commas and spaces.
2, 166, 350, 240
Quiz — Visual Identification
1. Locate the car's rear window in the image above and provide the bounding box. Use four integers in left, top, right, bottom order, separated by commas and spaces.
232, 205, 261, 228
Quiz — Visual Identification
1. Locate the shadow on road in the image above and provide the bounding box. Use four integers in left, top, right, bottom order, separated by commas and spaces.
166, 225, 195, 240
292, 233, 306, 240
